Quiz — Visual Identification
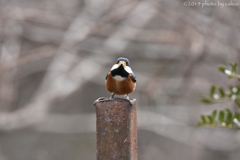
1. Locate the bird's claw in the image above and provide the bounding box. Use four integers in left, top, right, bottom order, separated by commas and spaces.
110, 94, 115, 99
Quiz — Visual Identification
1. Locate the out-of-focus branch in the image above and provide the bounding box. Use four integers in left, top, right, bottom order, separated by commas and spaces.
33, 109, 240, 151
0, 45, 58, 77
0, 6, 72, 28
0, 0, 151, 131
99, 25, 181, 44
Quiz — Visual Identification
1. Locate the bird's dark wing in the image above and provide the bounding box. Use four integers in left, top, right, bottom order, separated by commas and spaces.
106, 71, 110, 80
130, 72, 137, 82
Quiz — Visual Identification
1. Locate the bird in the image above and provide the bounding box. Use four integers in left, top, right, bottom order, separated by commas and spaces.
105, 57, 136, 99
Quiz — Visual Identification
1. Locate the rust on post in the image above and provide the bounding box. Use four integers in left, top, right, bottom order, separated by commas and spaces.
94, 97, 137, 160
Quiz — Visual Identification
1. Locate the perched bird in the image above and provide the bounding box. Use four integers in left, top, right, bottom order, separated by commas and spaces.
106, 57, 136, 99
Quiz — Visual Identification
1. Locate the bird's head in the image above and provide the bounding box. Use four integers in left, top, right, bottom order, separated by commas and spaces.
111, 57, 133, 74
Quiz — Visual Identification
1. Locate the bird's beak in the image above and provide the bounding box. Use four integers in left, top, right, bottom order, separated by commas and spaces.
118, 61, 126, 68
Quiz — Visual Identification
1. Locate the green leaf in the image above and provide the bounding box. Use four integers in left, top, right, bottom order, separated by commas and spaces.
235, 95, 240, 101
236, 101, 240, 109
232, 113, 240, 124
228, 74, 235, 79
201, 115, 207, 124
228, 62, 233, 66
228, 85, 233, 95
236, 85, 240, 95
217, 65, 227, 73
207, 115, 213, 124
218, 87, 225, 97
233, 63, 238, 73
225, 108, 233, 125
197, 122, 204, 127
232, 112, 240, 127
209, 85, 216, 98
219, 110, 225, 123
233, 113, 240, 121
229, 62, 238, 74
211, 109, 217, 123
225, 108, 233, 115
201, 97, 213, 104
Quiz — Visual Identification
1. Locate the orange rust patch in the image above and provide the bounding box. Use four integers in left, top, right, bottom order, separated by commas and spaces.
106, 73, 136, 96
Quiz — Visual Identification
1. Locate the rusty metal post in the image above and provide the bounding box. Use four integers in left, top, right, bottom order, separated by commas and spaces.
93, 97, 137, 160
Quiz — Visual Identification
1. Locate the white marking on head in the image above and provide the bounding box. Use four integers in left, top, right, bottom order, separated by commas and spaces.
125, 66, 133, 73
113, 75, 125, 81
111, 64, 118, 70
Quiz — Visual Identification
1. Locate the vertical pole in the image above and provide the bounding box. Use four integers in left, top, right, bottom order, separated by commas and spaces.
94, 98, 137, 160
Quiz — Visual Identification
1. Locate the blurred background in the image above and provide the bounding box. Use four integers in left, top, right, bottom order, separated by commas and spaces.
0, 0, 240, 159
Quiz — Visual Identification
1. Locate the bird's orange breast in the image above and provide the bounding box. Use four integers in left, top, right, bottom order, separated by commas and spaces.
106, 72, 136, 96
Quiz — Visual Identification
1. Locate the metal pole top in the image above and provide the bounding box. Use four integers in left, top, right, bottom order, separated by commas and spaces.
94, 97, 137, 160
